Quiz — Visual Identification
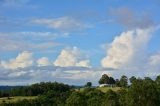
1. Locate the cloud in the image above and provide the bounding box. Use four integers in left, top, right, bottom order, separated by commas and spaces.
110, 7, 155, 29
147, 52, 160, 74
37, 57, 51, 66
0, 51, 33, 69
0, 37, 59, 51
0, 0, 30, 7
0, 32, 62, 52
0, 49, 95, 85
32, 16, 92, 32
0, 48, 160, 85
0, 32, 68, 41
149, 53, 160, 66
101, 27, 154, 69
101, 26, 160, 79
0, 28, 160, 85
54, 47, 90, 67
0, 63, 113, 85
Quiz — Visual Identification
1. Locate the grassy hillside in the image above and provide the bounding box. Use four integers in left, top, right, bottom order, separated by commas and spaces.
96, 87, 121, 92
78, 87, 122, 93
0, 96, 37, 104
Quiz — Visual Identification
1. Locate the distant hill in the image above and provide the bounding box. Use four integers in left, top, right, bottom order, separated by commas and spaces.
0, 86, 24, 91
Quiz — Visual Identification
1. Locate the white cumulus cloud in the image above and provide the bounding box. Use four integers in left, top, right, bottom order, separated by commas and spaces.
37, 57, 51, 66
54, 47, 90, 67
101, 28, 154, 69
0, 51, 33, 69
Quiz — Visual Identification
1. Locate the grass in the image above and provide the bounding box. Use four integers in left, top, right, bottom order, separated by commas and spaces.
77, 86, 122, 93
0, 96, 37, 104
96, 87, 121, 93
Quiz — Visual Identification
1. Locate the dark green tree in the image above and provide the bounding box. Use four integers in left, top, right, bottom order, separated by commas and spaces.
117, 89, 127, 106
115, 79, 121, 87
129, 76, 136, 83
126, 79, 159, 106
102, 89, 119, 106
85, 82, 92, 88
120, 75, 128, 88
86, 89, 104, 106
99, 74, 110, 84
109, 77, 116, 85
156, 75, 160, 85
66, 92, 87, 106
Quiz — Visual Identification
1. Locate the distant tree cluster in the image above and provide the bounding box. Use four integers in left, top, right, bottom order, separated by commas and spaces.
99, 74, 116, 85
98, 74, 128, 87
0, 82, 71, 98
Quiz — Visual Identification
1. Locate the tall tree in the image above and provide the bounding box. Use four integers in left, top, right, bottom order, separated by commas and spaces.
156, 75, 160, 85
120, 75, 128, 88
129, 76, 136, 83
109, 77, 116, 85
99, 74, 110, 84
115, 79, 120, 87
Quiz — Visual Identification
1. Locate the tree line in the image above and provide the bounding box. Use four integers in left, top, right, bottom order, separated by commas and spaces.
0, 75, 160, 106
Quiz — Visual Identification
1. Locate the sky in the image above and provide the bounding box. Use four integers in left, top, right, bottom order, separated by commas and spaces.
0, 0, 160, 85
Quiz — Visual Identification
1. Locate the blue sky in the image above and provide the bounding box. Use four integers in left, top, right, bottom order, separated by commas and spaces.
0, 0, 160, 85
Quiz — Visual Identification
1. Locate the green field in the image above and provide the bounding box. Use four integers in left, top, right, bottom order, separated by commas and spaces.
96, 87, 121, 92
0, 96, 37, 104
78, 87, 122, 93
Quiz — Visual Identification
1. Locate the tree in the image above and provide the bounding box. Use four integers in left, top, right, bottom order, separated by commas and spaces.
85, 89, 104, 106
120, 75, 128, 88
102, 89, 119, 106
66, 92, 87, 106
129, 76, 136, 83
156, 75, 160, 85
39, 90, 71, 106
126, 79, 159, 106
85, 82, 92, 88
115, 79, 120, 87
117, 89, 127, 106
0, 91, 2, 97
156, 75, 160, 104
156, 75, 160, 91
99, 74, 110, 84
144, 77, 152, 81
109, 77, 116, 85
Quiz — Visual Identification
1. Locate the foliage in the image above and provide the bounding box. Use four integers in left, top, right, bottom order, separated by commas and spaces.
102, 89, 119, 106
66, 92, 87, 106
119, 75, 128, 88
85, 82, 92, 88
99, 74, 110, 84
126, 79, 160, 106
115, 79, 121, 87
129, 76, 136, 84
117, 89, 127, 106
99, 74, 116, 85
